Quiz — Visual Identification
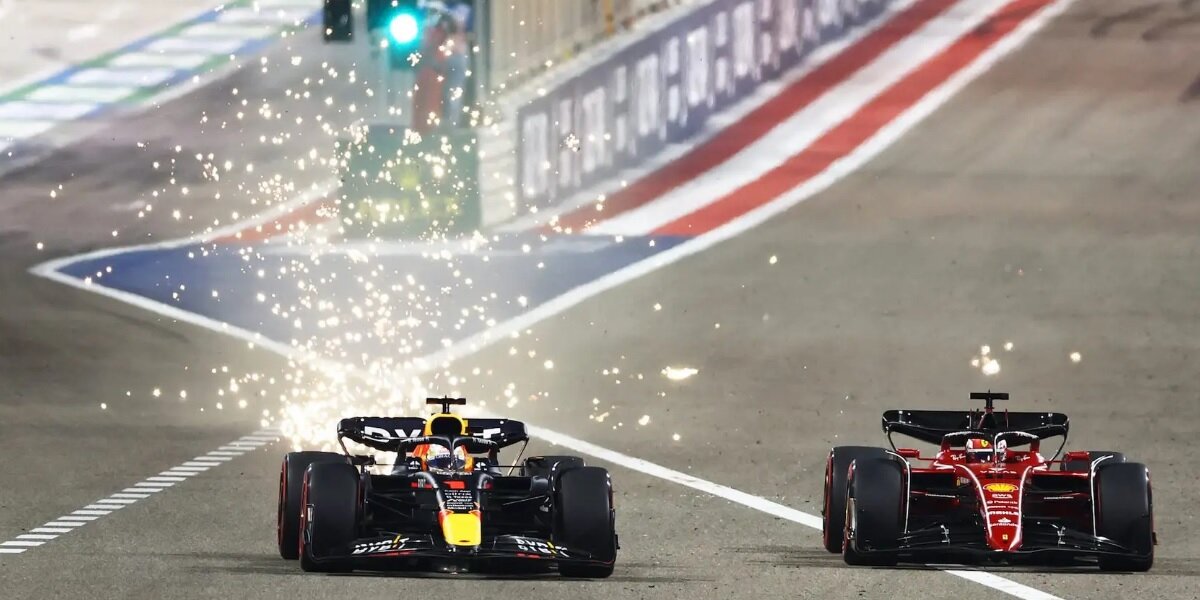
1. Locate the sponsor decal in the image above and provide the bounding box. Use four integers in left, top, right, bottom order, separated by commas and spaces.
990, 493, 1013, 500
516, 0, 892, 207
510, 536, 569, 557
477, 427, 502, 439
984, 483, 1018, 493
362, 426, 423, 441
442, 489, 476, 512
990, 510, 1020, 517
352, 536, 410, 555
997, 517, 1013, 524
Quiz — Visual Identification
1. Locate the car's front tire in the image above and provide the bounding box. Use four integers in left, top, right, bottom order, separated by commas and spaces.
1095, 462, 1154, 572
278, 451, 348, 560
299, 462, 359, 573
823, 446, 890, 553
843, 457, 904, 567
554, 466, 616, 578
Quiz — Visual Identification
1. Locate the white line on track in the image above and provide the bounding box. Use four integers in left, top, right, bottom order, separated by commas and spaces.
21, 1, 1075, 598
1, 541, 44, 547
0, 430, 278, 555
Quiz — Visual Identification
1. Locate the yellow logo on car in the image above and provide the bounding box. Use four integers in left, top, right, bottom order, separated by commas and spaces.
984, 483, 1018, 493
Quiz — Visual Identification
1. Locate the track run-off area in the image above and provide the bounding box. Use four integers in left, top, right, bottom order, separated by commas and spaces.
1, 0, 1199, 598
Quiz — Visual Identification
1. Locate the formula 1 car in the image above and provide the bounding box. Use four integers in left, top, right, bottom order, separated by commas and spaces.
276, 397, 617, 576
822, 392, 1154, 571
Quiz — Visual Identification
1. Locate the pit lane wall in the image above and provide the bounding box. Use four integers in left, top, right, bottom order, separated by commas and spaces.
502, 0, 894, 219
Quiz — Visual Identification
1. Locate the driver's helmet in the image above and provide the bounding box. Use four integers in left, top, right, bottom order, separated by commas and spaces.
965, 438, 994, 463
423, 444, 471, 473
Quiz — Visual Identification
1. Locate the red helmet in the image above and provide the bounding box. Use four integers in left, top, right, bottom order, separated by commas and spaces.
965, 438, 994, 463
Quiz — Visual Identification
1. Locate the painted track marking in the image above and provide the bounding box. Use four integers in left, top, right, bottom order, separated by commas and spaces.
0, 430, 278, 555
567, 0, 955, 234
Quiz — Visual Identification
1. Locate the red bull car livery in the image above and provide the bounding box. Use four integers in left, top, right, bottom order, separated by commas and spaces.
823, 392, 1154, 571
276, 397, 617, 576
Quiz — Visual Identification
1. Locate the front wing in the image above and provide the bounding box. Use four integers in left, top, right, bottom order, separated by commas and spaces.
309, 533, 609, 571
852, 522, 1147, 563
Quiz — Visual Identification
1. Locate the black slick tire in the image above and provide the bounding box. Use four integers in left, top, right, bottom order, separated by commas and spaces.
1095, 462, 1154, 572
553, 466, 616, 578
278, 451, 347, 560
299, 462, 359, 573
843, 457, 904, 567
823, 446, 890, 553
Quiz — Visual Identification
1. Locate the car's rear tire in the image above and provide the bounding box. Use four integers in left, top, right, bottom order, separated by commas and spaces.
1095, 462, 1154, 572
523, 455, 586, 478
843, 457, 904, 567
299, 462, 359, 573
554, 466, 616, 578
322, 0, 353, 41
278, 451, 347, 560
823, 446, 890, 553
1061, 451, 1126, 473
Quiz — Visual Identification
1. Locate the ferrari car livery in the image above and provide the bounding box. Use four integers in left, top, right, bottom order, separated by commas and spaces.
823, 392, 1154, 571
276, 397, 617, 576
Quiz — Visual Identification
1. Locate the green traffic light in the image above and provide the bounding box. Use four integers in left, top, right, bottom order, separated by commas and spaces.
388, 12, 421, 46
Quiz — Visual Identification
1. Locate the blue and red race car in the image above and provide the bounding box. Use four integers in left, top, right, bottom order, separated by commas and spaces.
277, 397, 617, 576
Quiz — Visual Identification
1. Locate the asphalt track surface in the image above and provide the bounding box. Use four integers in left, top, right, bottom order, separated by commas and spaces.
2, 1, 1200, 598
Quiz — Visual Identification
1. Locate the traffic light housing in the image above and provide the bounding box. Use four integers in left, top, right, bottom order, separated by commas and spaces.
323, 0, 353, 42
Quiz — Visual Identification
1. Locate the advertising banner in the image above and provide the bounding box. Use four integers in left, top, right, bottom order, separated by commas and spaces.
516, 0, 891, 208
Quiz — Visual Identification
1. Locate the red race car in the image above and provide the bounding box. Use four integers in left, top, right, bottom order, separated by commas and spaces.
823, 391, 1154, 571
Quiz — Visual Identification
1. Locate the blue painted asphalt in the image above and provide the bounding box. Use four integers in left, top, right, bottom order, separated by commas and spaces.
54, 234, 688, 358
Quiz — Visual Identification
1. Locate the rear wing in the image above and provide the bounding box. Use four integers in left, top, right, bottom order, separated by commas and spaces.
337, 416, 529, 452
881, 409, 1069, 446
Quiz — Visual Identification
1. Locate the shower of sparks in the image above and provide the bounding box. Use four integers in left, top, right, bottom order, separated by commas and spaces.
67, 13, 736, 456
981, 358, 1001, 376
971, 342, 1009, 376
